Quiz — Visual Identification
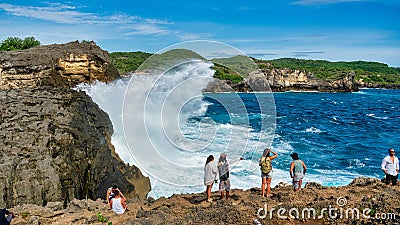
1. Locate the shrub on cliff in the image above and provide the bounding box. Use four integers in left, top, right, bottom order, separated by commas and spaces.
0, 36, 40, 51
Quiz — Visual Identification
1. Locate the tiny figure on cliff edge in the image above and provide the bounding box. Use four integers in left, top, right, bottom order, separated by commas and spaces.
381, 148, 399, 185
106, 184, 126, 208
290, 152, 307, 192
0, 208, 17, 225
217, 153, 243, 200
204, 155, 218, 202
110, 190, 127, 214
259, 148, 278, 198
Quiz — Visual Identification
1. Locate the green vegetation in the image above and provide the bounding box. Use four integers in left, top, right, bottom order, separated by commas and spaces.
110, 49, 204, 75
110, 51, 152, 74
97, 212, 111, 224
137, 49, 204, 72
0, 37, 40, 51
212, 55, 258, 77
21, 212, 30, 219
212, 63, 244, 84
255, 58, 400, 84
109, 51, 400, 85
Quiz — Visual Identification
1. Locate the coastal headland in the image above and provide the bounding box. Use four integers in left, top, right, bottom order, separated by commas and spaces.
1, 42, 399, 224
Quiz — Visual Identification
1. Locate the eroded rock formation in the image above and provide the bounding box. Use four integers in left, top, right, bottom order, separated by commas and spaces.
6, 178, 400, 225
0, 42, 150, 208
206, 67, 358, 92
0, 41, 119, 89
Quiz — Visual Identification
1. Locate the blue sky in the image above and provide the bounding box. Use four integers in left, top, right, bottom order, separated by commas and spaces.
0, 0, 399, 66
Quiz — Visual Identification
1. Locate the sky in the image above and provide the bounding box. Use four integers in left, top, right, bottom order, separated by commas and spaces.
0, 0, 399, 66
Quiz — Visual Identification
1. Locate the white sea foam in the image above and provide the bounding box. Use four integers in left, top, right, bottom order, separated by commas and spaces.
75, 77, 365, 196
305, 127, 323, 134
77, 60, 278, 198
366, 113, 389, 120
347, 159, 366, 168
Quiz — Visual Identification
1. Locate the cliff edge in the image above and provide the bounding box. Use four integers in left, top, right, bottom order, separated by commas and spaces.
6, 178, 400, 225
0, 41, 119, 89
0, 42, 150, 208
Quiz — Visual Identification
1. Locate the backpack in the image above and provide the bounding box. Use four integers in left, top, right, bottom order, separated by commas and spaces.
220, 171, 230, 181
218, 161, 230, 181
261, 157, 272, 174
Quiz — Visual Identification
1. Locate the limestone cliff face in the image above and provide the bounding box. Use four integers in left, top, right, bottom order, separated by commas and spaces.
263, 67, 357, 92
206, 67, 358, 92
0, 42, 150, 208
0, 87, 150, 208
0, 41, 119, 89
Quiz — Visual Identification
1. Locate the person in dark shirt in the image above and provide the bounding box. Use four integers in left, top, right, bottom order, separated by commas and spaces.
0, 208, 16, 225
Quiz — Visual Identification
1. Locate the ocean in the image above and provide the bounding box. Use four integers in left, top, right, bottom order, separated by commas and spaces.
76, 63, 400, 199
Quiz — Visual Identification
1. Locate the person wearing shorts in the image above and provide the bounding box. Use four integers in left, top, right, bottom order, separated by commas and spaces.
290, 153, 307, 192
217, 153, 243, 200
259, 148, 278, 197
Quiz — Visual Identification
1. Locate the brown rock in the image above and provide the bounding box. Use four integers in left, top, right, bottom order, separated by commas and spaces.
0, 41, 120, 89
205, 67, 358, 92
8, 178, 400, 224
0, 87, 150, 208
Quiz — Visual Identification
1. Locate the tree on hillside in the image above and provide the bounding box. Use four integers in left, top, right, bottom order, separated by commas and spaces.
0, 36, 40, 51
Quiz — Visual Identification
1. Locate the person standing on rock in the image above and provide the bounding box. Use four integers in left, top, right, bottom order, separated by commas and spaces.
110, 190, 127, 214
259, 148, 278, 198
0, 208, 16, 225
381, 148, 399, 185
290, 153, 307, 192
217, 153, 243, 200
106, 184, 126, 207
204, 155, 218, 202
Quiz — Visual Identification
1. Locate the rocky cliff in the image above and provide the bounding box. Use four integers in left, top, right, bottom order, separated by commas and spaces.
0, 42, 150, 208
206, 66, 358, 92
0, 41, 119, 89
6, 178, 400, 225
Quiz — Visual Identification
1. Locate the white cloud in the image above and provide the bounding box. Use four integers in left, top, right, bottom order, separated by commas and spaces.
123, 24, 170, 36
0, 2, 206, 39
0, 3, 98, 24
177, 32, 212, 41
0, 3, 171, 26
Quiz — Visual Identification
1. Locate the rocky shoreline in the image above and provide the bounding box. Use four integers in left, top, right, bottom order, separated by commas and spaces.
5, 178, 400, 225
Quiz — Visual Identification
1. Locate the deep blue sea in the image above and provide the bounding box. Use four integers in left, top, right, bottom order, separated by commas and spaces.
80, 73, 400, 198
203, 89, 400, 187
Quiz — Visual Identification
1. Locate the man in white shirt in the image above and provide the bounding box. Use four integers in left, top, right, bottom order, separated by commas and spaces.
110, 190, 127, 214
381, 148, 399, 185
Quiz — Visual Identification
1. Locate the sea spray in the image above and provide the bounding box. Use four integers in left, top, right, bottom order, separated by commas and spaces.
77, 61, 275, 198
76, 40, 279, 198
75, 82, 399, 198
